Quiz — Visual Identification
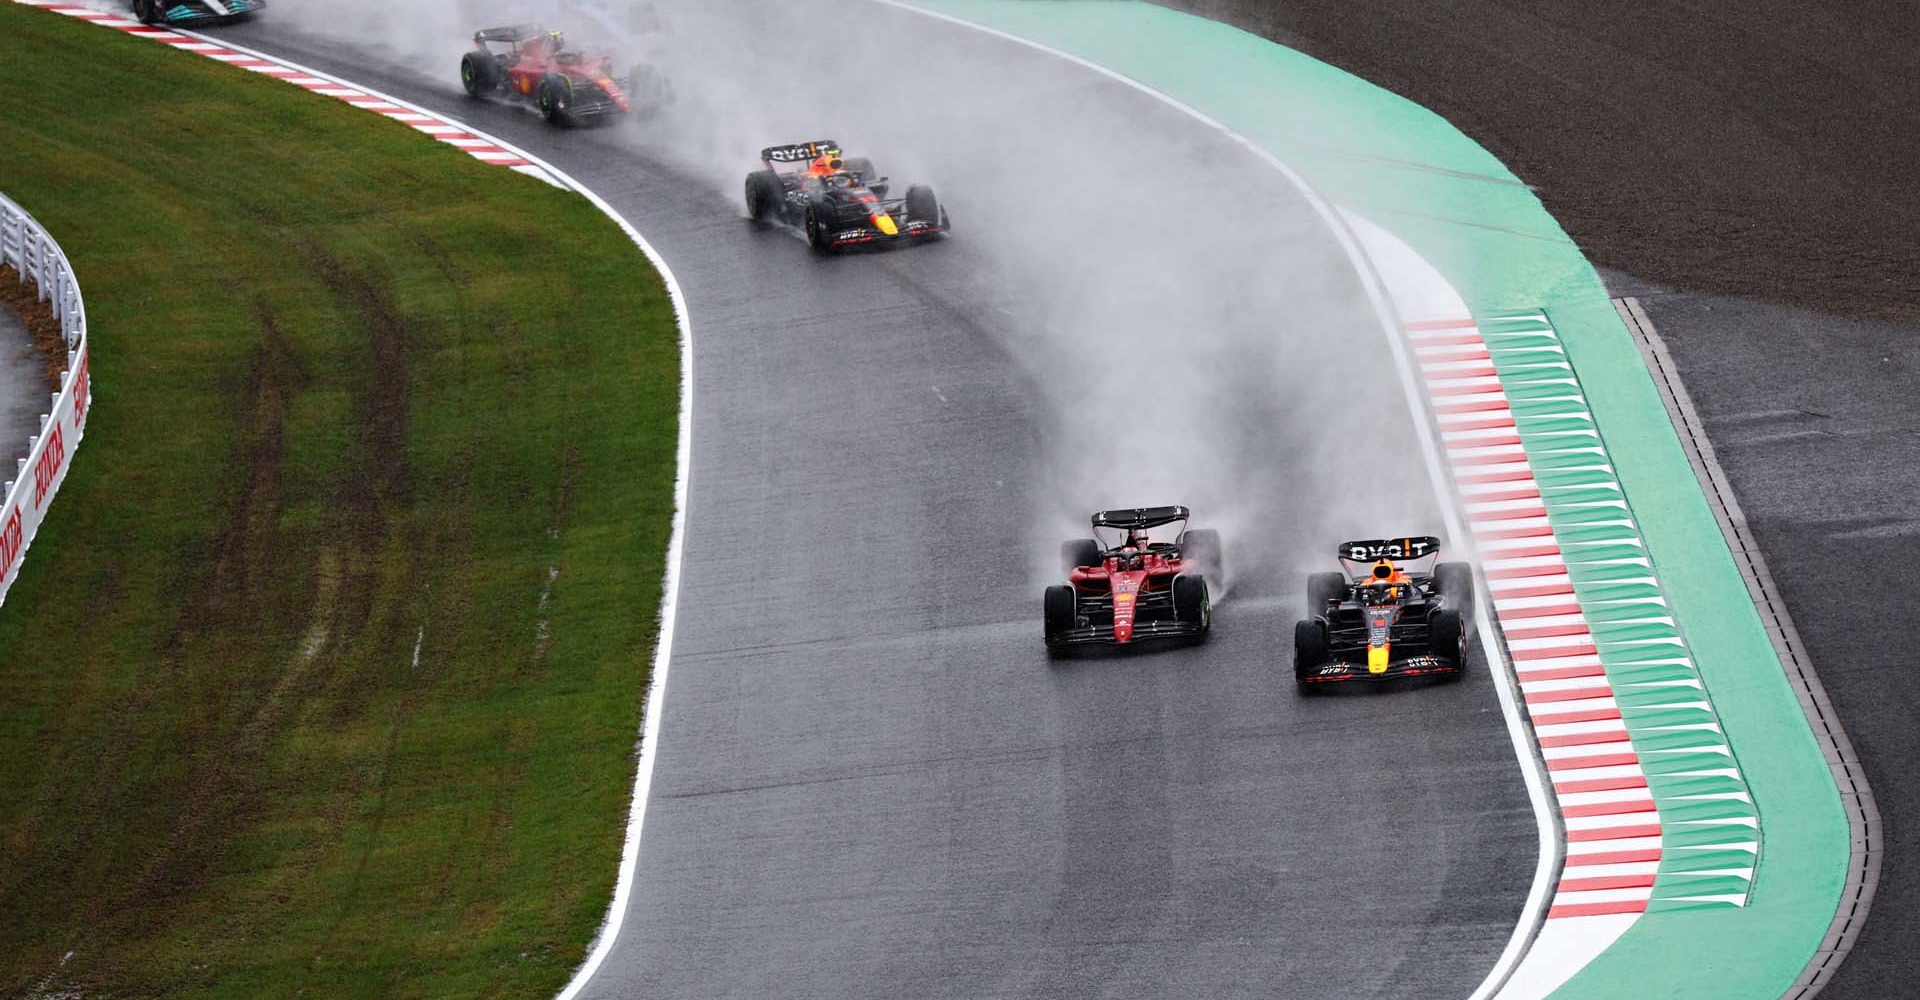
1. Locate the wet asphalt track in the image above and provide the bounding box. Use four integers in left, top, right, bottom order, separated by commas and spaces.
221, 7, 1533, 997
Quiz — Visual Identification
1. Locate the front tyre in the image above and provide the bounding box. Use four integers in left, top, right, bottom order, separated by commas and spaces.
905, 184, 941, 226
537, 75, 572, 125
1172, 574, 1210, 632
1043, 585, 1077, 644
805, 205, 833, 253
132, 0, 162, 25
626, 64, 671, 110
1294, 618, 1330, 692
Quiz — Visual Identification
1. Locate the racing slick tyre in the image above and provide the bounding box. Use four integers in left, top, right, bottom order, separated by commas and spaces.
1307, 571, 1346, 617
804, 204, 834, 253
460, 51, 500, 98
1429, 608, 1467, 679
1172, 574, 1210, 633
1060, 538, 1102, 576
1434, 561, 1474, 617
745, 170, 782, 223
905, 184, 941, 226
1180, 528, 1223, 583
537, 74, 573, 125
132, 0, 162, 24
1294, 618, 1330, 692
1043, 585, 1077, 644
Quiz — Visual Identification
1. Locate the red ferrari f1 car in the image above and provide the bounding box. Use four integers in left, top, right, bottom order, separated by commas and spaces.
1043, 506, 1221, 649
460, 25, 660, 126
1293, 536, 1474, 690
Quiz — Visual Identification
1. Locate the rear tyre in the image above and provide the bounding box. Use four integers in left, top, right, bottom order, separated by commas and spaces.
1180, 528, 1223, 583
745, 170, 782, 223
460, 51, 499, 97
1307, 571, 1346, 617
1434, 561, 1474, 617
1430, 608, 1467, 678
1294, 618, 1330, 692
537, 75, 572, 125
1043, 585, 1077, 644
132, 0, 162, 25
905, 184, 941, 225
1060, 538, 1102, 576
841, 156, 877, 182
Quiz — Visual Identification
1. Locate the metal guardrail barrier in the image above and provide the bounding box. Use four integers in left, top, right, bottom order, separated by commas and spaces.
0, 191, 92, 607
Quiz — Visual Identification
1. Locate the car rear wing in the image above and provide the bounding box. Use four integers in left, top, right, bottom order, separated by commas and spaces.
761, 140, 841, 167
474, 24, 545, 45
1339, 536, 1441, 562
1091, 506, 1191, 531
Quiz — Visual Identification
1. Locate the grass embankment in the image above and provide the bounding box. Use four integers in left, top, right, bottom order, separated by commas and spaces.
0, 7, 678, 997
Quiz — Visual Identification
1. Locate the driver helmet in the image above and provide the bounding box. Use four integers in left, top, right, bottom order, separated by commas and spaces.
545, 30, 566, 53
1118, 545, 1142, 569
1367, 582, 1399, 604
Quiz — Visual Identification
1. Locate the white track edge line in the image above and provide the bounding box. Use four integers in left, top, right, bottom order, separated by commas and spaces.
861, 5, 1558, 999
159, 28, 699, 1000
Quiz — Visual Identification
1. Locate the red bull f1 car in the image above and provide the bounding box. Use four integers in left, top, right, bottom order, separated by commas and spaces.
1043, 506, 1221, 649
745, 140, 950, 252
460, 25, 656, 126
1294, 536, 1474, 690
131, 0, 263, 25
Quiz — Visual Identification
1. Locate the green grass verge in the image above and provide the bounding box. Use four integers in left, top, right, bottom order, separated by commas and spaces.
0, 7, 677, 998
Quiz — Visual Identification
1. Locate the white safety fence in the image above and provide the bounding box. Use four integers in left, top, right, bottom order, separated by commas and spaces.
0, 191, 92, 607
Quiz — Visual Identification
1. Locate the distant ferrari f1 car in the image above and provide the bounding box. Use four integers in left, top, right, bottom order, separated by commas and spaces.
1293, 536, 1473, 690
461, 25, 660, 126
1043, 506, 1221, 649
131, 0, 263, 25
745, 140, 950, 252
